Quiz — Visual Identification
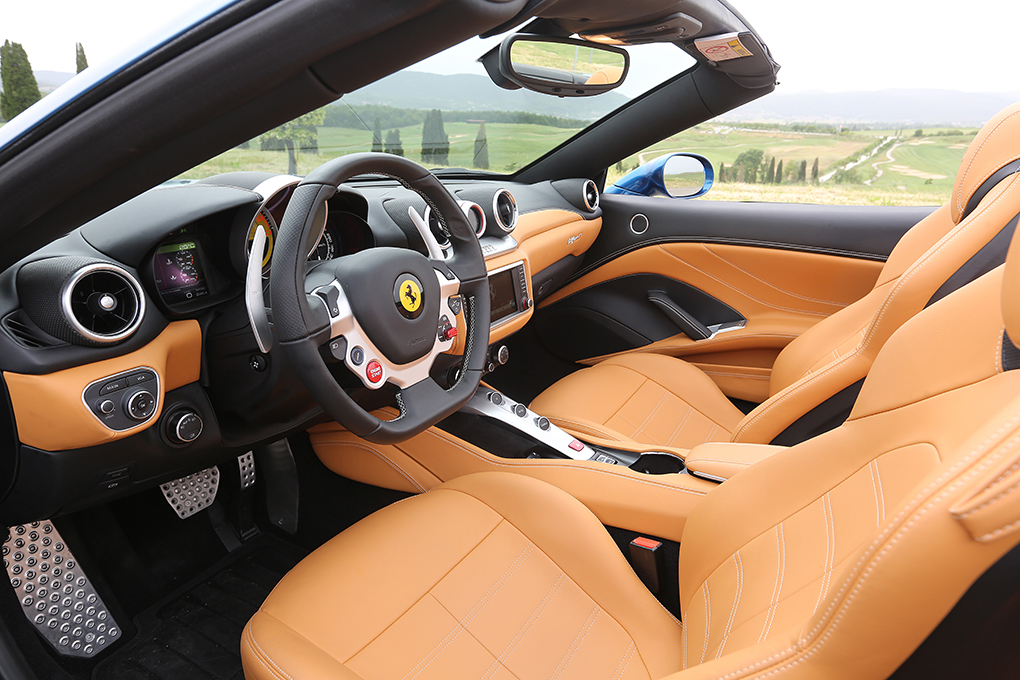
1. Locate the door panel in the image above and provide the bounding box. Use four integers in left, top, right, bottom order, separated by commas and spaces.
533, 196, 930, 402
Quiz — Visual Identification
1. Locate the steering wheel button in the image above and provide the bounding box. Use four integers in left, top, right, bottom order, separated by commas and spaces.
448, 296, 462, 315
366, 360, 383, 383
350, 346, 365, 365
316, 287, 342, 317
443, 326, 458, 340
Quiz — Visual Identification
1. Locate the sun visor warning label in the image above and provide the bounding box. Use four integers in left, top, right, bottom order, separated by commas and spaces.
695, 33, 753, 61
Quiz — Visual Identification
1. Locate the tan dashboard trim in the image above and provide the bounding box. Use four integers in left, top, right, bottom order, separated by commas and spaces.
4, 320, 202, 451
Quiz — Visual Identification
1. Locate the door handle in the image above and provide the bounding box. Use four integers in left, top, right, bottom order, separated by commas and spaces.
647, 291, 711, 341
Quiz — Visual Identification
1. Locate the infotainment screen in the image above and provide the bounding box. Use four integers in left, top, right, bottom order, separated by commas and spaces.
153, 241, 210, 306
489, 269, 517, 324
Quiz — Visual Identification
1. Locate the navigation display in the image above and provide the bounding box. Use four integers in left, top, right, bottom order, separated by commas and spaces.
489, 268, 519, 324
153, 241, 210, 305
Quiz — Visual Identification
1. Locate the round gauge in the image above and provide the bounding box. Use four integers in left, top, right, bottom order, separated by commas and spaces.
246, 208, 277, 274
308, 227, 335, 262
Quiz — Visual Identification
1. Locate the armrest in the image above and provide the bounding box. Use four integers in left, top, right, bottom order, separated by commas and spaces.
685, 442, 787, 482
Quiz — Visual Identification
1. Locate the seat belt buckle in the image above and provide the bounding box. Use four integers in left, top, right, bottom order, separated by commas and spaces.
629, 536, 665, 593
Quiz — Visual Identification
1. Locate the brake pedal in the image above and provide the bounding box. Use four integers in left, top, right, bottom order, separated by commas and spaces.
160, 467, 220, 519
3, 521, 121, 658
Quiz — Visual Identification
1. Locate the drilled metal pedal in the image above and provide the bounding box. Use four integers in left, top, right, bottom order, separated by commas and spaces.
161, 467, 220, 519
3, 520, 120, 658
238, 452, 256, 489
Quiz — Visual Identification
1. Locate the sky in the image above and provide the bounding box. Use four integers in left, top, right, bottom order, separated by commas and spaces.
2, 0, 1019, 95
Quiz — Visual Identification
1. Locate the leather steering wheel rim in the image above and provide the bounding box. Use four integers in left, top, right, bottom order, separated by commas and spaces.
270, 152, 490, 444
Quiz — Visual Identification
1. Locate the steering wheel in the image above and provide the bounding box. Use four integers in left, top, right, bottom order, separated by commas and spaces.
270, 153, 490, 444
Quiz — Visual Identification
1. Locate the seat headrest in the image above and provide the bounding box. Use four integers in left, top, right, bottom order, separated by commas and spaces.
953, 102, 1020, 224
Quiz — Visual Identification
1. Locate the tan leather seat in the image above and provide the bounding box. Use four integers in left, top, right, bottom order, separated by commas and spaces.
530, 103, 1020, 450
243, 225, 1020, 678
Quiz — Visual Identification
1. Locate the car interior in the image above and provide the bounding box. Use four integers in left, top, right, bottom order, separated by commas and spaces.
1, 0, 1020, 679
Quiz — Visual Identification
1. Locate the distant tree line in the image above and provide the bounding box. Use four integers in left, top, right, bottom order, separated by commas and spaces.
717, 148, 821, 185
322, 103, 588, 130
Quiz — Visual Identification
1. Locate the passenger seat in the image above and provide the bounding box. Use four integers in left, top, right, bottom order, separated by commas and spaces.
530, 102, 1020, 450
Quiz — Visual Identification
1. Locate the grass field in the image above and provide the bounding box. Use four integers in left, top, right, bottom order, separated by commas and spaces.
181, 121, 974, 207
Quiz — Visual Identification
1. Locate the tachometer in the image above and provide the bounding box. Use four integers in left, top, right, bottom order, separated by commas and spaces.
245, 207, 277, 274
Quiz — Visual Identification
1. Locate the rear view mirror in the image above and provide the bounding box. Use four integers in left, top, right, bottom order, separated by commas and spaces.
495, 34, 629, 97
605, 153, 714, 199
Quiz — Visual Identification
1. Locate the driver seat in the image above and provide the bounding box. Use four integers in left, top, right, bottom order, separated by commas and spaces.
241, 217, 1020, 678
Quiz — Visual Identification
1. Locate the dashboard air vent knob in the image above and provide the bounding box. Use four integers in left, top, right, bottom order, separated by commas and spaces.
583, 179, 600, 212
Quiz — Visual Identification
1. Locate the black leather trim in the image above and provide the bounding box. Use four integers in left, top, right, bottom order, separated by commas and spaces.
887, 539, 1020, 679
769, 379, 865, 447
961, 158, 1020, 221
576, 195, 933, 283
1002, 331, 1020, 372
926, 213, 1019, 308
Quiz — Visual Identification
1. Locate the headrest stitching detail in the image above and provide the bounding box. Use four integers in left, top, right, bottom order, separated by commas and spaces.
956, 108, 1020, 218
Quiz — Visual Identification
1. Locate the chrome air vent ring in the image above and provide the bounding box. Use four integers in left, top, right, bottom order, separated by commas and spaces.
492, 189, 518, 233
582, 179, 599, 212
61, 264, 145, 344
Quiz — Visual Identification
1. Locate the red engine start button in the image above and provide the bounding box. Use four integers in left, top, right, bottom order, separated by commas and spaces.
366, 360, 383, 383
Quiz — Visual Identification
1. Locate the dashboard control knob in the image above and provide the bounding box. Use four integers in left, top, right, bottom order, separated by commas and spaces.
124, 390, 156, 421
488, 391, 504, 406
535, 416, 550, 431
513, 404, 527, 418
166, 409, 204, 444
98, 399, 115, 415
494, 345, 509, 366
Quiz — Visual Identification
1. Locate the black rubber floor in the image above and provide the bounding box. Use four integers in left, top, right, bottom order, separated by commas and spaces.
93, 535, 306, 680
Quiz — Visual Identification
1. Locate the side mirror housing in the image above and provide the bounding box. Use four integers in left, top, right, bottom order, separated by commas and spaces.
606, 153, 713, 198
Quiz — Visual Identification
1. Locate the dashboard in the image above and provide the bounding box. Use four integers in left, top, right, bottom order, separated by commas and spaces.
0, 170, 603, 524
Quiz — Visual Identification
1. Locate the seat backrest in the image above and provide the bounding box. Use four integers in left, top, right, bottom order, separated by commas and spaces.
670, 236, 1020, 679
730, 103, 1020, 446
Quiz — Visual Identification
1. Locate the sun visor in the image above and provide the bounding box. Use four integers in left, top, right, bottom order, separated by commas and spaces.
684, 31, 779, 89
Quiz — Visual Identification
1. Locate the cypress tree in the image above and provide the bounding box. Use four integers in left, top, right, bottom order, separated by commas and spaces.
473, 122, 489, 169
775, 160, 783, 184
372, 117, 383, 153
384, 128, 404, 157
718, 163, 725, 183
798, 160, 808, 183
75, 43, 88, 73
0, 41, 42, 121
765, 157, 775, 184
811, 157, 820, 183
420, 109, 435, 165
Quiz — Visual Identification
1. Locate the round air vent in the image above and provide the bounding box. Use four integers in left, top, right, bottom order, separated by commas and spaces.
423, 206, 452, 252
582, 179, 600, 212
18, 258, 146, 346
63, 264, 144, 344
459, 200, 486, 238
492, 189, 518, 233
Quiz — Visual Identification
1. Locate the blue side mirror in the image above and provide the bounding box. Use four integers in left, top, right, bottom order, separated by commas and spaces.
605, 153, 714, 198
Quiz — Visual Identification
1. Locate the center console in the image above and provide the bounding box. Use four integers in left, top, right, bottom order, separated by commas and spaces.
459, 387, 687, 475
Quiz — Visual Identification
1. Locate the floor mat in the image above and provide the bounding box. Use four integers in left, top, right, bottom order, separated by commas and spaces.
93, 535, 306, 680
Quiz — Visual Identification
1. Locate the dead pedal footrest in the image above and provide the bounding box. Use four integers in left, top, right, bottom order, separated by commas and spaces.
3, 520, 121, 658
161, 466, 220, 519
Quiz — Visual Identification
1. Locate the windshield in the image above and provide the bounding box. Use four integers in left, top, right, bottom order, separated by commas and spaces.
178, 38, 693, 179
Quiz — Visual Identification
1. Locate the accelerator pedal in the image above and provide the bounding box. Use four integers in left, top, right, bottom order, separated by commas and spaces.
3, 520, 121, 658
160, 467, 220, 519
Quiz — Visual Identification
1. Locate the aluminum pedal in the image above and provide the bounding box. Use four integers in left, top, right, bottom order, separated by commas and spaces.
238, 452, 256, 489
3, 520, 120, 658
161, 466, 220, 519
